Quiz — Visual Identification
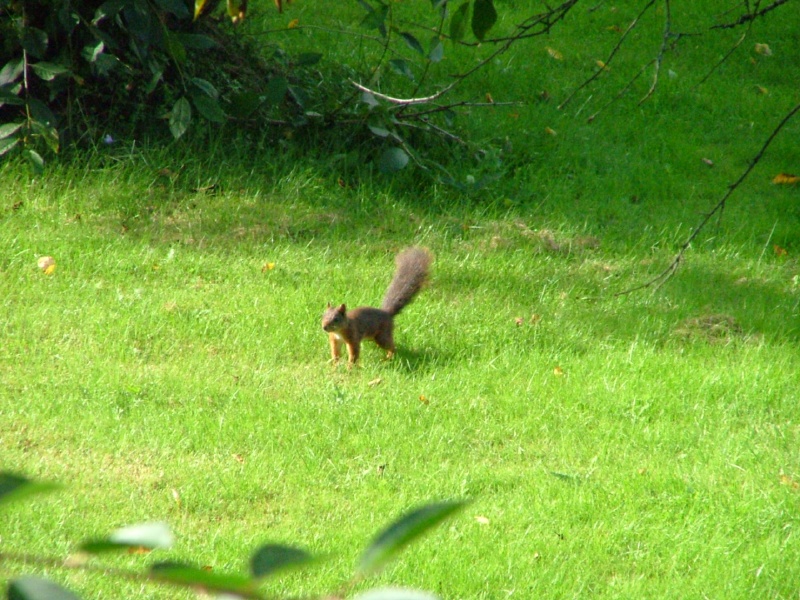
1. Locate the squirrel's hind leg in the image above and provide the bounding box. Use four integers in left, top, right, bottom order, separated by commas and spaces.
374, 330, 396, 360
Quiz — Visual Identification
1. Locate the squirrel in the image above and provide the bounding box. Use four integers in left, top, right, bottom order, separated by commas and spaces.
321, 247, 432, 366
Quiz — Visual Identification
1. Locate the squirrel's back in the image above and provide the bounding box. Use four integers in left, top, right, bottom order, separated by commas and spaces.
380, 247, 432, 316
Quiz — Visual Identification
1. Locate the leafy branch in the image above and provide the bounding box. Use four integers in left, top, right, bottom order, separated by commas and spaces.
0, 472, 468, 600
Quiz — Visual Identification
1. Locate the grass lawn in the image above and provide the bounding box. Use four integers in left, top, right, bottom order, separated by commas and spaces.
2, 2, 799, 599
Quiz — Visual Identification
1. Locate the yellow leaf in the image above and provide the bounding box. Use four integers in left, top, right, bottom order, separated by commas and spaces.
595, 60, 608, 70
419, 394, 429, 405
474, 515, 490, 525
485, 92, 494, 103
37, 256, 55, 274
227, 0, 247, 23
544, 127, 557, 136
553, 366, 564, 376
756, 85, 769, 95
287, 18, 299, 28
546, 47, 563, 60
772, 173, 799, 184
754, 43, 772, 56
261, 262, 276, 272
194, 0, 208, 20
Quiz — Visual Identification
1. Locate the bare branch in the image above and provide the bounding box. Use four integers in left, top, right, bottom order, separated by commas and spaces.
710, 0, 790, 29
350, 81, 449, 106
639, 0, 672, 105
615, 100, 800, 296
559, 0, 657, 110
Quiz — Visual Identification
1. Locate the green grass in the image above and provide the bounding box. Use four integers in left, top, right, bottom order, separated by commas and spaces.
2, 2, 800, 599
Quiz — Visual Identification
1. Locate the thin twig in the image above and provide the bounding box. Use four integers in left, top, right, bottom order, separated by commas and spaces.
587, 59, 654, 122
615, 100, 800, 296
559, 0, 657, 110
696, 30, 749, 87
639, 0, 671, 105
710, 0, 789, 29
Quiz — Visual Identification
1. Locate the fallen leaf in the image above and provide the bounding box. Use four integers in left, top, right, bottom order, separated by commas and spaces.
754, 43, 772, 56
774, 245, 788, 257
595, 59, 608, 70
553, 366, 564, 376
772, 173, 799, 184
485, 92, 494, 103
261, 262, 276, 272
171, 489, 181, 508
232, 453, 245, 464
544, 127, 557, 136
37, 256, 56, 275
368, 377, 383, 387
756, 85, 769, 95
546, 47, 563, 60
475, 515, 490, 526
419, 394, 429, 405
376, 464, 386, 476
780, 473, 799, 490
127, 546, 152, 555
530, 313, 542, 325
287, 18, 299, 28
514, 317, 524, 326
702, 157, 714, 166
606, 24, 622, 32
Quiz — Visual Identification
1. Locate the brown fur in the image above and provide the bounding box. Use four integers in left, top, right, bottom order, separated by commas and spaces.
321, 247, 432, 366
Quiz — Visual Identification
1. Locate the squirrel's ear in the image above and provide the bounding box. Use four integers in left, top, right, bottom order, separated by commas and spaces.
338, 304, 346, 312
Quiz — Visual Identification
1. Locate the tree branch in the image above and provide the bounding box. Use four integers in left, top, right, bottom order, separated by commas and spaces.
559, 0, 657, 110
710, 0, 790, 29
615, 99, 800, 296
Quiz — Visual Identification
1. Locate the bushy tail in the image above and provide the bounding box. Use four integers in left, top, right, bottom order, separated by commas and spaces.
381, 247, 432, 316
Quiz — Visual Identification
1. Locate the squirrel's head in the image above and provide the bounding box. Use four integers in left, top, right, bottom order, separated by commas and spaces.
321, 303, 347, 332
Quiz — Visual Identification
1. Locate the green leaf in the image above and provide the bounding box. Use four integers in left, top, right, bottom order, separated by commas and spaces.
358, 501, 466, 574
263, 76, 288, 107
378, 147, 409, 174
449, 2, 470, 42
354, 589, 439, 600
30, 62, 70, 82
169, 97, 192, 139
389, 59, 415, 81
80, 522, 174, 554
400, 32, 424, 55
0, 473, 59, 507
94, 0, 128, 24
0, 58, 24, 86
250, 544, 313, 579
27, 149, 45, 174
191, 92, 226, 123
0, 136, 19, 156
151, 562, 254, 595
8, 577, 80, 600
0, 121, 24, 140
368, 117, 392, 138
428, 37, 444, 63
22, 28, 49, 59
191, 77, 219, 100
360, 3, 389, 33
471, 0, 497, 41
227, 91, 261, 119
30, 120, 60, 154
28, 98, 57, 126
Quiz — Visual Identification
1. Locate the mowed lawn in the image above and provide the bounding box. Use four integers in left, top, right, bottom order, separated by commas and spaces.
2, 1, 800, 599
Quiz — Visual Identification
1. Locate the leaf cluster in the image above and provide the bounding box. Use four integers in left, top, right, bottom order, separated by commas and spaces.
0, 472, 468, 600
